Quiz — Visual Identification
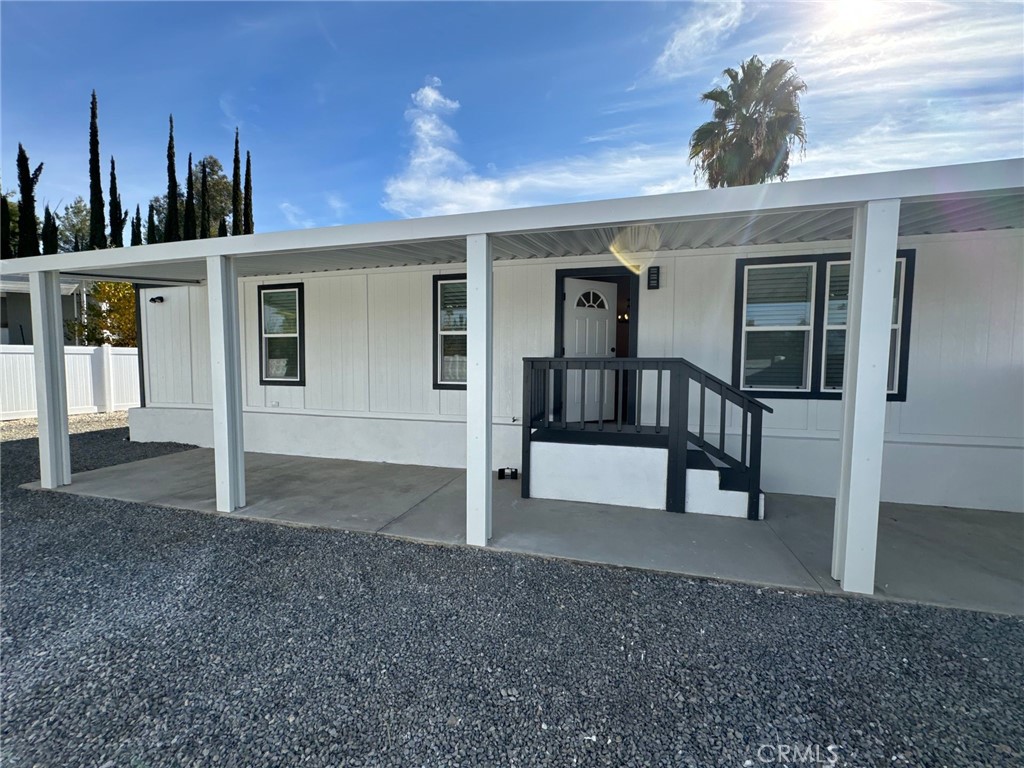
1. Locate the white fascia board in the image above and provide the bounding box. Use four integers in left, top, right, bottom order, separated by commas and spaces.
2, 159, 1020, 278
0, 278, 80, 295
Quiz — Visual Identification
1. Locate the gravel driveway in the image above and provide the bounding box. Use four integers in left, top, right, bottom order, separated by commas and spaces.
2, 417, 1022, 767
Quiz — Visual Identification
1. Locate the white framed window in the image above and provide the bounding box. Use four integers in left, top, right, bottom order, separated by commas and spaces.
258, 283, 304, 385
733, 252, 915, 400
433, 275, 467, 389
740, 263, 815, 391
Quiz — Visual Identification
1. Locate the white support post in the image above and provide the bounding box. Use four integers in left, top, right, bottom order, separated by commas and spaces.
466, 234, 493, 546
831, 199, 901, 594
29, 271, 71, 488
206, 255, 246, 512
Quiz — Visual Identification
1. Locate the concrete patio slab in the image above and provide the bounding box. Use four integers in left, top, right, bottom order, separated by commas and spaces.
24, 449, 1024, 615
764, 493, 1024, 614
381, 474, 824, 592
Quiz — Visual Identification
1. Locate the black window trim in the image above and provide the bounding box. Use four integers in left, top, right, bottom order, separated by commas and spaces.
257, 282, 305, 387
433, 273, 467, 391
732, 250, 915, 401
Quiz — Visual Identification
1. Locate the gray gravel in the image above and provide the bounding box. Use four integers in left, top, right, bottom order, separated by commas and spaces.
0, 410, 132, 442
2, 423, 1022, 766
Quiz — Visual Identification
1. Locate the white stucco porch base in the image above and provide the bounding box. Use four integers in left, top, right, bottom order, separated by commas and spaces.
529, 441, 764, 518
529, 442, 668, 510
130, 405, 521, 470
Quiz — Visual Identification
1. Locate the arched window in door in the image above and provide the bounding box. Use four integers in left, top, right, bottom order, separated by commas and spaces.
575, 290, 608, 309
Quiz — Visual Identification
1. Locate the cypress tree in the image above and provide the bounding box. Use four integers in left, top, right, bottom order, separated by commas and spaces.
146, 203, 158, 244
199, 160, 211, 239
231, 128, 242, 235
108, 156, 128, 248
183, 153, 197, 240
130, 205, 143, 246
88, 90, 106, 249
243, 150, 253, 234
42, 206, 59, 255
218, 216, 228, 237
1, 198, 11, 259
16, 143, 43, 258
164, 115, 180, 242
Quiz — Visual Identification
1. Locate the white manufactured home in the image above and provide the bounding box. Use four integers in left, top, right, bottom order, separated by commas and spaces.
5, 160, 1022, 598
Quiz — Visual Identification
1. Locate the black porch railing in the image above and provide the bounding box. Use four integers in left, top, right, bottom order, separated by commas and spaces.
521, 357, 773, 519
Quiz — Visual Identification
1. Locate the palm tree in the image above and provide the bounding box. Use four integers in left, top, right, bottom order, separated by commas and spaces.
689, 56, 807, 188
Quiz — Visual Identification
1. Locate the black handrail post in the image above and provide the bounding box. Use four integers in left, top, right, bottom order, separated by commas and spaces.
635, 367, 643, 433
521, 361, 532, 499
746, 407, 763, 520
655, 363, 663, 434
598, 361, 606, 431
666, 364, 688, 513
542, 364, 550, 428
579, 362, 586, 429
616, 363, 623, 432
719, 388, 727, 453
698, 375, 706, 445
740, 402, 748, 465
559, 360, 567, 429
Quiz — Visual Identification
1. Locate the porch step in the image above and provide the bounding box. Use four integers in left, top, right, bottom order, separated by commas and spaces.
526, 437, 764, 518
686, 449, 755, 494
532, 424, 669, 449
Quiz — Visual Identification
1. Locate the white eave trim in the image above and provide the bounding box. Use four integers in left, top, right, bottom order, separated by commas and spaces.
2, 159, 1020, 277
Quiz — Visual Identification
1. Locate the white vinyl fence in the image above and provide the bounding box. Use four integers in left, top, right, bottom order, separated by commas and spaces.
1, 344, 141, 420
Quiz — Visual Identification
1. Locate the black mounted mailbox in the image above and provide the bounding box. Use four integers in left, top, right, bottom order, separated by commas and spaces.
647, 266, 660, 289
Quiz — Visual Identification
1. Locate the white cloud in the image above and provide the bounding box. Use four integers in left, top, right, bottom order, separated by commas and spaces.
382, 78, 698, 218
785, 2, 1024, 176
654, 0, 745, 79
411, 77, 460, 112
583, 123, 646, 144
279, 201, 315, 229
219, 93, 241, 131
325, 193, 347, 222
382, 2, 1022, 219
650, 0, 1023, 181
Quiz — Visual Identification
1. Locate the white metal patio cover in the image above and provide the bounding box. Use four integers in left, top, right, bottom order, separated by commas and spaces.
4, 158, 1022, 596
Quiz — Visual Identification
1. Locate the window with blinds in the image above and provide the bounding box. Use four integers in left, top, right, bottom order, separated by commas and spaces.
823, 260, 905, 393
435, 276, 468, 388
258, 284, 304, 385
735, 252, 913, 399
742, 264, 814, 390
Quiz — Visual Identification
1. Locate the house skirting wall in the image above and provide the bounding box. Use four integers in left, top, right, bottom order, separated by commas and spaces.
130, 406, 1023, 513
759, 434, 1023, 513
129, 406, 521, 470
530, 442, 668, 510
528, 441, 763, 517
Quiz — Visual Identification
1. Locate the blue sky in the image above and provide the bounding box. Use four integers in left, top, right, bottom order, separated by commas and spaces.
3, 1, 1022, 235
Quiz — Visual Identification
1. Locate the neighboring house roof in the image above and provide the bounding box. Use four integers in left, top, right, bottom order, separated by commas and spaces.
1, 159, 1021, 285
0, 275, 82, 295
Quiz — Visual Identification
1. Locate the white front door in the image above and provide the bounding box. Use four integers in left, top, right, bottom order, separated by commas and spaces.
563, 278, 617, 423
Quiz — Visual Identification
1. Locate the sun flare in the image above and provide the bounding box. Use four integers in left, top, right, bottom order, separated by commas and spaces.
828, 0, 886, 35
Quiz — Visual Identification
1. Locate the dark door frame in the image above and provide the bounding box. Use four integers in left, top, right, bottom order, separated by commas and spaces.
553, 266, 641, 423
553, 266, 640, 357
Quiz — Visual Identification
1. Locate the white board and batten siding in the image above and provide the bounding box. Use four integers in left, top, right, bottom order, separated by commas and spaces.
132, 229, 1024, 512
